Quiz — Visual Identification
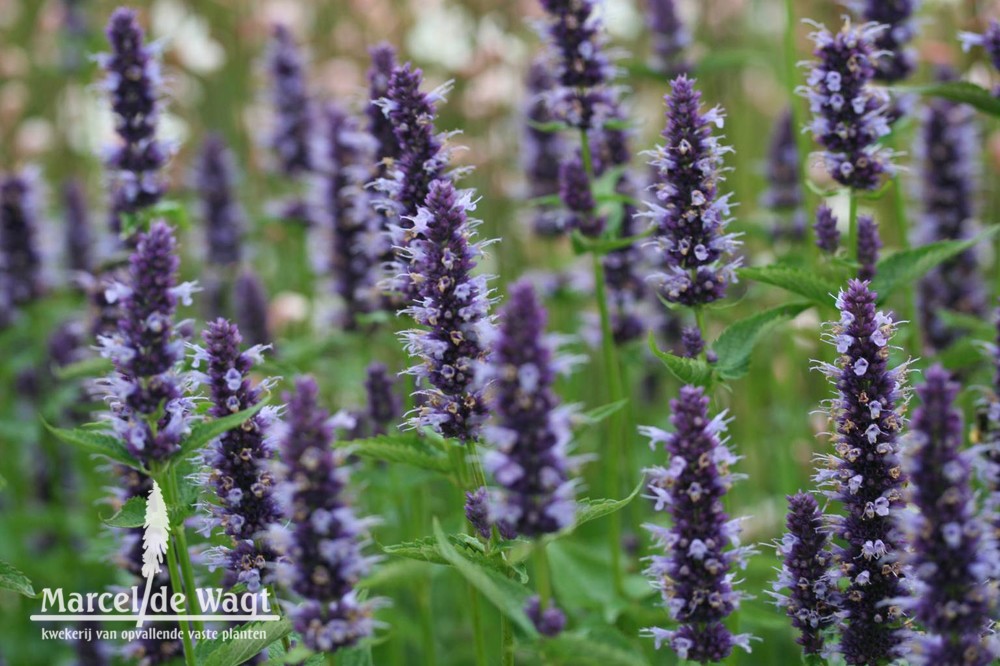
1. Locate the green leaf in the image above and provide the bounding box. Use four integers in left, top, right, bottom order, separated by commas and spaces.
712, 302, 810, 380
119, 200, 190, 238
540, 630, 650, 666
576, 399, 629, 426
382, 533, 527, 583
43, 421, 142, 470
738, 265, 842, 307
103, 495, 146, 528
0, 560, 35, 597
871, 228, 1000, 302
52, 356, 113, 381
344, 434, 451, 474
569, 480, 644, 533
198, 619, 293, 666
569, 228, 653, 256
647, 332, 715, 387
432, 519, 538, 637
337, 644, 375, 666
902, 81, 1000, 117
527, 119, 571, 133
180, 401, 267, 458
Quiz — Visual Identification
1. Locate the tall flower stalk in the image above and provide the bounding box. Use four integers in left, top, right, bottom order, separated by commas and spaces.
62, 179, 92, 274
813, 279, 909, 664
0, 171, 44, 308
647, 0, 690, 77
523, 57, 567, 237
761, 110, 805, 240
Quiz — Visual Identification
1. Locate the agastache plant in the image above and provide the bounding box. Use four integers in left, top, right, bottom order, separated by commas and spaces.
194, 319, 280, 592
62, 179, 92, 274
234, 268, 271, 346
856, 215, 881, 281
481, 279, 576, 537
523, 57, 568, 237
645, 75, 741, 307
761, 110, 805, 240
802, 20, 893, 191
0, 171, 44, 307
366, 43, 400, 173
361, 362, 400, 437
266, 24, 317, 176
901, 365, 1000, 666
641, 385, 755, 663
100, 8, 168, 233
852, 0, 919, 83
960, 20, 1000, 95
813, 279, 909, 664
195, 133, 245, 267
271, 377, 380, 653
399, 179, 493, 441
814, 204, 841, 254
647, 0, 690, 77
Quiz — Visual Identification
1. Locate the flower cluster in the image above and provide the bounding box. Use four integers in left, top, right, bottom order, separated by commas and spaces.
0, 171, 44, 308
266, 24, 317, 176
361, 362, 400, 437
366, 43, 400, 172
641, 385, 755, 663
603, 204, 650, 345
854, 0, 918, 82
194, 318, 280, 592
558, 156, 603, 238
482, 279, 576, 537
272, 377, 379, 653
814, 204, 841, 254
234, 269, 271, 346
856, 215, 881, 281
96, 221, 197, 464
770, 492, 839, 656
62, 179, 92, 274
813, 279, 909, 665
646, 75, 741, 306
523, 57, 567, 237
901, 365, 999, 666
195, 133, 245, 267
761, 110, 805, 240
101, 8, 168, 231
400, 179, 493, 441
647, 0, 690, 77
803, 20, 893, 190
525, 596, 567, 637
915, 97, 984, 351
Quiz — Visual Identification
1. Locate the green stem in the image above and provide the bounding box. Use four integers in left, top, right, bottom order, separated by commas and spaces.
469, 583, 488, 666
578, 129, 594, 181
414, 491, 436, 666
167, 468, 205, 633
163, 527, 196, 666
266, 584, 292, 652
500, 614, 514, 666
848, 191, 859, 262
533, 542, 552, 606
326, 652, 337, 666
693, 308, 707, 359
891, 175, 922, 353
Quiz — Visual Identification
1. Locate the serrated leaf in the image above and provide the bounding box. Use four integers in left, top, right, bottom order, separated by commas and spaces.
902, 81, 1000, 117
568, 480, 644, 533
198, 619, 292, 666
344, 434, 451, 474
432, 519, 538, 637
0, 559, 35, 597
382, 533, 527, 583
103, 495, 146, 528
738, 265, 842, 306
647, 332, 715, 387
712, 302, 810, 380
43, 421, 142, 470
181, 402, 267, 458
53, 356, 113, 381
576, 399, 629, 426
871, 228, 1000, 302
540, 631, 650, 666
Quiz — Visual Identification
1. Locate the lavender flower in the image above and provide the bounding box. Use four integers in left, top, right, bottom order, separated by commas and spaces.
901, 365, 999, 665
400, 179, 492, 441
857, 215, 881, 281
272, 377, 379, 653
854, 0, 918, 83
802, 20, 893, 190
813, 279, 909, 664
771, 492, 839, 656
0, 172, 44, 306
960, 20, 1000, 93
761, 110, 805, 240
648, 0, 690, 77
641, 385, 755, 663
195, 133, 244, 266
321, 104, 383, 329
194, 319, 280, 591
558, 155, 603, 237
680, 327, 704, 359
525, 596, 567, 637
96, 221, 197, 464
523, 57, 568, 237
266, 24, 317, 176
915, 97, 984, 351
465, 486, 492, 540
646, 75, 741, 307
366, 43, 399, 170
62, 179, 92, 274
234, 269, 271, 347
363, 362, 400, 437
603, 196, 649, 345
814, 204, 841, 254
101, 8, 167, 231
482, 279, 575, 537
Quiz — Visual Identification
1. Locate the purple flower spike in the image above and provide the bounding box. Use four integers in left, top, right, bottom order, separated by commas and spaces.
525, 596, 567, 637
814, 204, 841, 254
195, 319, 280, 591
813, 279, 909, 665
960, 20, 1000, 92
62, 179, 92, 274
0, 172, 44, 306
901, 365, 1000, 666
363, 362, 400, 437
465, 487, 492, 540
96, 221, 197, 464
101, 8, 167, 230
761, 110, 805, 240
558, 155, 603, 238
322, 104, 384, 329
482, 279, 575, 537
680, 327, 704, 359
400, 179, 492, 442
856, 0, 918, 82
770, 492, 839, 656
641, 385, 755, 663
267, 24, 317, 176
982, 306, 1000, 536
648, 0, 690, 77
366, 43, 399, 169
195, 133, 244, 267
523, 57, 568, 237
856, 215, 881, 281
272, 377, 380, 653
646, 75, 741, 307
234, 269, 271, 346
603, 199, 649, 346
915, 97, 984, 351
802, 20, 893, 190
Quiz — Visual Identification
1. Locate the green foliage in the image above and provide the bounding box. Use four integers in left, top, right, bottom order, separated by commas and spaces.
738, 265, 842, 307
712, 303, 810, 380
577, 399, 629, 426
0, 559, 35, 597
903, 81, 1000, 117
195, 619, 293, 666
539, 629, 651, 666
52, 356, 113, 381
102, 495, 146, 528
118, 199, 190, 237
382, 533, 528, 583
342, 434, 451, 474
567, 480, 644, 534
179, 401, 268, 459
43, 421, 142, 470
647, 332, 715, 387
